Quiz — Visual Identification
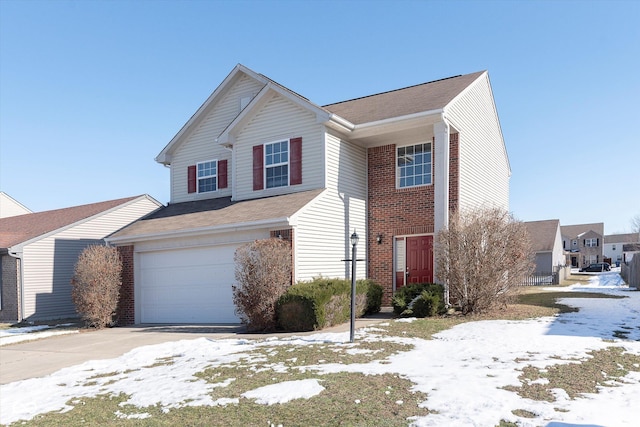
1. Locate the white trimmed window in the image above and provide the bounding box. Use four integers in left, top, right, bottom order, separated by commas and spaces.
197, 160, 217, 193
265, 140, 289, 189
397, 142, 432, 188
585, 238, 598, 247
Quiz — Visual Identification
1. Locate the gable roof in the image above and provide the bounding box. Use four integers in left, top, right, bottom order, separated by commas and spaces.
155, 64, 270, 164
323, 71, 485, 125
605, 233, 640, 244
107, 189, 324, 243
524, 219, 560, 252
160, 65, 490, 158
560, 223, 605, 239
0, 196, 145, 249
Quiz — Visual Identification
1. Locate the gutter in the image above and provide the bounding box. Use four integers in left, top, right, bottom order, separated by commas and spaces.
106, 216, 293, 245
353, 108, 444, 131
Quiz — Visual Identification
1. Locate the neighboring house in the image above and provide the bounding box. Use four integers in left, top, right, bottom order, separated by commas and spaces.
108, 64, 509, 325
0, 195, 161, 322
0, 192, 32, 218
561, 223, 605, 268
524, 219, 565, 274
604, 233, 640, 265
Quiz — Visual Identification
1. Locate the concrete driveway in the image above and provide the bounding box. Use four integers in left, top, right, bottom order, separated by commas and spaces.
0, 313, 392, 385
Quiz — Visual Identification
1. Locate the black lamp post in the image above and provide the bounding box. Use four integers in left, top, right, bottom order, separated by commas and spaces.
349, 230, 359, 343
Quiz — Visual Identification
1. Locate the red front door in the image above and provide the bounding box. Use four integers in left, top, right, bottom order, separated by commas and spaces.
406, 235, 433, 284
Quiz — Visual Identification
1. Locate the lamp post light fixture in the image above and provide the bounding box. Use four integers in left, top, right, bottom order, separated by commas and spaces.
349, 229, 358, 343
341, 229, 363, 343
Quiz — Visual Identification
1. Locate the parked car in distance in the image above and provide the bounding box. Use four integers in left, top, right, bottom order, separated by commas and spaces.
579, 263, 611, 272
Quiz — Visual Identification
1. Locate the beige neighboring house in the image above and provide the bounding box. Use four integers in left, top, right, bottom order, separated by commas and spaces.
0, 195, 161, 322
561, 223, 604, 268
0, 192, 32, 218
524, 219, 565, 276
108, 64, 510, 325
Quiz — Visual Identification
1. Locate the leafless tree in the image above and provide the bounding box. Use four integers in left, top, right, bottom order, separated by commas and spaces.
631, 213, 640, 233
71, 245, 122, 328
436, 207, 534, 314
233, 238, 292, 331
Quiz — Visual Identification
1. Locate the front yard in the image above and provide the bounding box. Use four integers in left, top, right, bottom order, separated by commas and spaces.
2, 272, 639, 426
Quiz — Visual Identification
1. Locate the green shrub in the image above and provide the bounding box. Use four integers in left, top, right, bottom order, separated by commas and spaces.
276, 278, 382, 332
411, 290, 443, 318
392, 283, 445, 318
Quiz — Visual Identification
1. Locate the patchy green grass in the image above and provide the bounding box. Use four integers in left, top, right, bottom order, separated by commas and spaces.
504, 347, 640, 401
6, 289, 637, 427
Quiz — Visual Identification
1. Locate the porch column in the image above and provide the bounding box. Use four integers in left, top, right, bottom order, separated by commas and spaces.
433, 120, 450, 236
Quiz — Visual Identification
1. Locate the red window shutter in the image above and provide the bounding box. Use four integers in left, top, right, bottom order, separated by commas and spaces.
253, 145, 264, 190
218, 159, 228, 189
290, 137, 302, 185
187, 165, 196, 193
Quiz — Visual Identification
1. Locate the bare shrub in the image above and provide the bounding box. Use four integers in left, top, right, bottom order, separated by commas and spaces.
71, 245, 122, 328
436, 207, 534, 314
233, 238, 292, 332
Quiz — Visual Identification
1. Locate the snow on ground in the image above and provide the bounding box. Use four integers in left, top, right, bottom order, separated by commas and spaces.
1, 272, 639, 426
0, 324, 78, 346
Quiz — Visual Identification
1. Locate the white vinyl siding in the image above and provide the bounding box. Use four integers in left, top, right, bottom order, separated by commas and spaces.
0, 193, 32, 218
21, 197, 160, 320
445, 74, 510, 212
294, 134, 367, 281
171, 75, 264, 203
234, 93, 325, 201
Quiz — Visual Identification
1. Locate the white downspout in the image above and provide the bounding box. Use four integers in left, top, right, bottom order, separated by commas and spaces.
433, 118, 450, 306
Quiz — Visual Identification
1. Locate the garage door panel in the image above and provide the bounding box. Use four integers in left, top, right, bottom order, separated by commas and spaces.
138, 246, 240, 323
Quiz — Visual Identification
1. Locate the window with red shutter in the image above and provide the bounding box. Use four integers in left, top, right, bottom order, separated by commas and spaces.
290, 137, 302, 185
253, 145, 264, 190
187, 165, 196, 193
219, 159, 228, 189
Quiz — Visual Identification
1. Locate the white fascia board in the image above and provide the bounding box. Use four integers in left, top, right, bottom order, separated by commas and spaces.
217, 82, 333, 146
155, 64, 269, 165
105, 217, 293, 245
350, 109, 444, 139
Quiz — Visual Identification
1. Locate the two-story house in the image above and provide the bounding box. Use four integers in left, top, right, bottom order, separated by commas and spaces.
604, 233, 640, 266
108, 64, 509, 325
561, 223, 605, 268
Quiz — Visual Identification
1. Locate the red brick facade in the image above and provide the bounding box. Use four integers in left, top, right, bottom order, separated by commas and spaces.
367, 134, 459, 304
116, 245, 135, 325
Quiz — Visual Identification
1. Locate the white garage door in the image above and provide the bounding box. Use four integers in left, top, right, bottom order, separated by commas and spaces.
139, 245, 240, 323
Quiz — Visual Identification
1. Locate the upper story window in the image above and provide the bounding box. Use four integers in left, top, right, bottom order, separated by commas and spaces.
397, 142, 432, 188
253, 137, 302, 191
265, 140, 289, 189
585, 238, 599, 247
187, 159, 227, 194
572, 240, 578, 246
197, 160, 217, 193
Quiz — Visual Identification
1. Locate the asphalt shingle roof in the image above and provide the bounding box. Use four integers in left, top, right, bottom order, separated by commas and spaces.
0, 196, 140, 248
323, 71, 485, 125
108, 190, 324, 240
524, 219, 560, 252
560, 223, 605, 239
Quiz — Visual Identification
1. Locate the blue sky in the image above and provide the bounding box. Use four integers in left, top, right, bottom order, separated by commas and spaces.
1, 0, 638, 234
